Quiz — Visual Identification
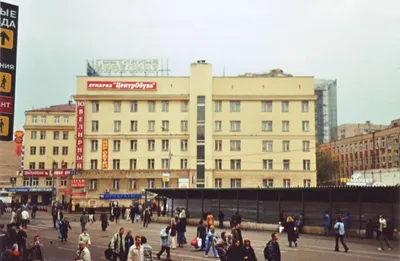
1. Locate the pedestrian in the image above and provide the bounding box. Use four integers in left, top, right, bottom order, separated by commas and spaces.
242, 239, 257, 261
60, 217, 72, 242
176, 218, 187, 247
125, 230, 134, 259
21, 208, 30, 229
5, 224, 17, 250
56, 208, 64, 229
231, 223, 243, 246
100, 210, 108, 232
297, 213, 304, 233
110, 227, 126, 261
114, 206, 121, 224
141, 236, 153, 261
27, 235, 44, 261
143, 206, 151, 228
377, 214, 392, 251
121, 206, 126, 222
88, 206, 95, 224
204, 226, 219, 258
127, 236, 144, 261
215, 232, 229, 261
226, 239, 242, 261
126, 206, 131, 221
75, 241, 91, 261
218, 211, 225, 229
17, 226, 27, 258
78, 228, 92, 247
197, 220, 207, 251
31, 205, 38, 219
284, 216, 297, 247
264, 233, 281, 261
170, 218, 177, 249
51, 207, 57, 229
323, 211, 330, 237
334, 217, 349, 252
80, 211, 89, 232
206, 212, 215, 232
343, 213, 351, 238
156, 226, 171, 260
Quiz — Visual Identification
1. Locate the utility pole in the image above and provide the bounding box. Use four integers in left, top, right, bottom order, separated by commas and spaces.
161, 126, 172, 188
52, 160, 56, 204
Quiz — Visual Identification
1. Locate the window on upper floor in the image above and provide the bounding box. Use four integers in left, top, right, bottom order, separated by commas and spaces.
215, 140, 222, 151
262, 121, 272, 132
230, 101, 240, 112
63, 116, 69, 124
148, 101, 156, 112
261, 101, 272, 112
282, 121, 290, 132
180, 139, 188, 151
301, 101, 309, 112
148, 120, 155, 132
181, 101, 188, 112
230, 159, 241, 170
92, 101, 99, 112
62, 131, 69, 140
114, 121, 121, 132
31, 116, 37, 124
281, 101, 289, 112
114, 101, 121, 112
130, 120, 138, 132
54, 116, 60, 124
230, 140, 241, 151
302, 121, 310, 132
263, 179, 273, 188
162, 101, 169, 112
230, 121, 241, 132
214, 121, 222, 132
31, 131, 37, 140
130, 101, 137, 112
282, 141, 290, 152
215, 101, 222, 112
53, 131, 59, 140
41, 116, 46, 124
130, 140, 137, 151
263, 159, 273, 170
262, 140, 273, 152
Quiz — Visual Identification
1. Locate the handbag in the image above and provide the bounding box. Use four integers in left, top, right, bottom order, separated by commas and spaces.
197, 237, 202, 248
190, 237, 197, 247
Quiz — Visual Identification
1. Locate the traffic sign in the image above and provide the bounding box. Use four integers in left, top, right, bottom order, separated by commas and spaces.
0, 72, 11, 93
0, 28, 13, 49
0, 115, 9, 136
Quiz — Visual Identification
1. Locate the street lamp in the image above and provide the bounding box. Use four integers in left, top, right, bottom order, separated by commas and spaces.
160, 126, 172, 188
46, 156, 56, 204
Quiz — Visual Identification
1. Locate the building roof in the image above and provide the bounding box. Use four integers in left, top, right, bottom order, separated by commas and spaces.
26, 103, 76, 113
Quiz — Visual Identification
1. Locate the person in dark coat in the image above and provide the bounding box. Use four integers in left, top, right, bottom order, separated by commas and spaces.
218, 211, 225, 229
231, 223, 243, 246
176, 218, 187, 247
27, 235, 44, 261
100, 210, 108, 231
114, 206, 121, 224
226, 239, 243, 261
197, 220, 207, 251
242, 239, 257, 261
17, 226, 27, 258
59, 217, 72, 242
234, 212, 242, 225
284, 216, 297, 247
143, 206, 151, 228
264, 233, 281, 261
125, 230, 134, 260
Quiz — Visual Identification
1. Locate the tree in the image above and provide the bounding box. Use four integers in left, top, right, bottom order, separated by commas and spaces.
316, 151, 339, 186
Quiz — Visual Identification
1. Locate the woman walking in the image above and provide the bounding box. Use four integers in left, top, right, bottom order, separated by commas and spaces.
176, 218, 187, 247
59, 217, 72, 242
334, 217, 349, 252
170, 218, 177, 249
285, 216, 298, 247
197, 220, 207, 251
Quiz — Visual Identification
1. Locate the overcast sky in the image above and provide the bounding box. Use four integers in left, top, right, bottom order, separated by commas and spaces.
8, 0, 400, 130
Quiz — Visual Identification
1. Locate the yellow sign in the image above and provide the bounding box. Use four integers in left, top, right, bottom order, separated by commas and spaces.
0, 116, 10, 136
102, 139, 109, 169
0, 28, 14, 50
0, 72, 12, 93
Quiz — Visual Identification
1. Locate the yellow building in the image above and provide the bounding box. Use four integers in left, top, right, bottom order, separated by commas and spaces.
72, 61, 317, 207
13, 102, 76, 205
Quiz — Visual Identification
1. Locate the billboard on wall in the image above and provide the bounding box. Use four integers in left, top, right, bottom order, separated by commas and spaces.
102, 139, 108, 169
75, 101, 85, 169
87, 81, 157, 91
0, 2, 19, 141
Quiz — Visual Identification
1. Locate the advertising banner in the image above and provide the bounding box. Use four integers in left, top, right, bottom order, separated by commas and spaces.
71, 179, 86, 188
87, 81, 157, 91
0, 2, 19, 141
75, 101, 85, 169
102, 139, 108, 169
99, 193, 142, 200
22, 170, 50, 176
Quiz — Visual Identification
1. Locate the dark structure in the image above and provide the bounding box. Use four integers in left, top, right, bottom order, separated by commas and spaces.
146, 187, 400, 230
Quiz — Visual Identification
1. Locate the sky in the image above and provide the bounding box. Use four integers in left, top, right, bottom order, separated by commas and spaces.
6, 0, 400, 130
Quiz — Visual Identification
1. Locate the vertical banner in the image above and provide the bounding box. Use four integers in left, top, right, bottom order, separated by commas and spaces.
102, 139, 108, 169
75, 101, 85, 169
0, 2, 19, 141
13, 130, 23, 155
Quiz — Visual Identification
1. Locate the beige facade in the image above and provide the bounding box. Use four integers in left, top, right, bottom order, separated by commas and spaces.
13, 102, 76, 205
72, 61, 317, 207
0, 141, 21, 191
337, 121, 388, 140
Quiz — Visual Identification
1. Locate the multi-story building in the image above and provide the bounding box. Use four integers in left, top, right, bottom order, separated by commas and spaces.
11, 102, 76, 205
337, 121, 388, 140
314, 79, 338, 144
0, 141, 21, 192
325, 119, 400, 184
72, 61, 317, 206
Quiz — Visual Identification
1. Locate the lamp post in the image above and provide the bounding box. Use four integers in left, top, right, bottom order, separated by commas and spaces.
161, 126, 172, 188
46, 156, 56, 205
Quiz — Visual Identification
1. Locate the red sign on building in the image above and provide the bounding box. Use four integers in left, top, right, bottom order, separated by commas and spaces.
23, 170, 49, 176
71, 179, 86, 188
53, 169, 71, 176
75, 101, 85, 169
87, 81, 157, 91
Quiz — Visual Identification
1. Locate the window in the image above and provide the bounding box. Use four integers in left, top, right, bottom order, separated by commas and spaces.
45, 178, 52, 186
130, 120, 138, 132
113, 140, 121, 151
230, 140, 241, 151
148, 140, 155, 151
282, 141, 290, 152
53, 146, 59, 155
130, 101, 137, 112
302, 141, 310, 152
38, 162, 45, 169
282, 121, 290, 132
23, 177, 39, 187
130, 140, 137, 151
29, 162, 35, 169
148, 101, 156, 112
30, 147, 36, 155
112, 179, 120, 189
303, 160, 311, 170
215, 140, 222, 151
230, 101, 240, 112
231, 179, 241, 188
263, 159, 273, 170
39, 146, 46, 155
215, 101, 222, 112
53, 131, 59, 140
283, 179, 291, 188
263, 179, 273, 188
215, 159, 222, 170
31, 116, 37, 124
230, 159, 241, 170
215, 178, 222, 188
114, 101, 121, 112
62, 146, 68, 155
301, 101, 309, 112
62, 162, 68, 169
180, 139, 188, 151
90, 140, 98, 151
162, 140, 169, 151
91, 121, 99, 132
112, 159, 120, 170
281, 101, 289, 112
40, 131, 46, 140
181, 101, 188, 112
303, 179, 311, 187
262, 121, 273, 132
130, 159, 137, 170
230, 121, 241, 132
147, 179, 155, 188
261, 101, 272, 112
302, 121, 310, 132
54, 116, 60, 124
62, 131, 69, 140
283, 160, 290, 170
114, 120, 121, 132
180, 120, 188, 132
262, 141, 273, 152
147, 159, 155, 169
148, 120, 155, 132
129, 179, 137, 190
214, 121, 222, 132
162, 120, 170, 131
162, 101, 169, 112
89, 179, 97, 190
180, 159, 188, 169
63, 116, 69, 124
30, 131, 37, 140
52, 162, 59, 169
90, 159, 98, 170
41, 116, 46, 124
92, 101, 99, 112
60, 179, 67, 187
161, 159, 170, 169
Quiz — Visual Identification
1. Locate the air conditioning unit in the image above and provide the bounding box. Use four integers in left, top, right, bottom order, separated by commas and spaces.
106, 188, 110, 193
82, 189, 86, 193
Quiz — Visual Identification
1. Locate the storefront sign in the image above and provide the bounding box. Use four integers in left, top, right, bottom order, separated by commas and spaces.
87, 59, 159, 75
99, 194, 142, 200
102, 139, 108, 169
71, 179, 85, 188
75, 101, 85, 169
87, 81, 157, 91
346, 173, 373, 186
6, 187, 54, 193
22, 170, 49, 176
72, 192, 86, 197
0, 2, 19, 141
54, 169, 71, 176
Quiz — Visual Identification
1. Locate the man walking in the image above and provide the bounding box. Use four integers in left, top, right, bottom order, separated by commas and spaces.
76, 241, 91, 261
378, 214, 392, 251
264, 233, 281, 261
110, 227, 126, 261
157, 226, 171, 260
127, 236, 144, 261
334, 217, 349, 252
